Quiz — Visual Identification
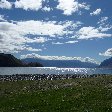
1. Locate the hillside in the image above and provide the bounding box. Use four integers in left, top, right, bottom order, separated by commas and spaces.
0, 53, 24, 67
0, 53, 43, 67
99, 57, 112, 68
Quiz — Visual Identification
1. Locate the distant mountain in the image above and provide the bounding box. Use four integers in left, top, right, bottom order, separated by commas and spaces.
0, 53, 43, 67
99, 57, 112, 68
22, 58, 98, 68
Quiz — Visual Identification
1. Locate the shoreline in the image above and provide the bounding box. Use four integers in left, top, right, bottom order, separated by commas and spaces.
0, 73, 110, 81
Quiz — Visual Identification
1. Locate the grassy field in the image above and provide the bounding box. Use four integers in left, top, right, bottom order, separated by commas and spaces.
0, 75, 112, 112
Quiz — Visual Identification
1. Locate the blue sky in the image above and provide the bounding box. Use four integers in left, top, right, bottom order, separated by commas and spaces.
0, 0, 112, 64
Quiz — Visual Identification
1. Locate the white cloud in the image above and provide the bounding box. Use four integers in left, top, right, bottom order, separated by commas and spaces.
84, 57, 99, 64
14, 46, 42, 52
52, 42, 64, 45
99, 48, 112, 57
0, 19, 81, 53
90, 8, 101, 16
0, 0, 90, 14
98, 17, 108, 25
65, 40, 78, 44
52, 40, 78, 44
42, 6, 51, 12
0, 0, 12, 9
25, 37, 47, 43
77, 26, 112, 39
0, 31, 42, 53
16, 20, 66, 37
21, 53, 99, 64
97, 17, 112, 32
0, 21, 46, 53
24, 47, 42, 52
15, 0, 42, 11
0, 15, 6, 21
98, 26, 112, 32
57, 0, 90, 15
1, 18, 111, 53
16, 20, 81, 37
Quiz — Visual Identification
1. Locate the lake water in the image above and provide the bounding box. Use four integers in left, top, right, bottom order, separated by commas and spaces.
0, 67, 112, 75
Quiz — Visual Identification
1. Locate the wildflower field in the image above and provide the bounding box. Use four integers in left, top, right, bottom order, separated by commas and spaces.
0, 75, 112, 112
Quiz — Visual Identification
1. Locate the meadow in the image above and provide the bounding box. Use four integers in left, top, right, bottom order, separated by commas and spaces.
0, 75, 112, 112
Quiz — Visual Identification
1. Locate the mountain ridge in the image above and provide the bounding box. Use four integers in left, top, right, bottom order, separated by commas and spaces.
21, 58, 99, 68
99, 57, 112, 68
0, 53, 43, 67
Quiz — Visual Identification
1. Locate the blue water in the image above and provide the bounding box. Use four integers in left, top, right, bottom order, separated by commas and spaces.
0, 67, 112, 75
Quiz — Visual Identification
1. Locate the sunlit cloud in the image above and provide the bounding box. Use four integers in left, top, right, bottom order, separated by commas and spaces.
65, 40, 78, 44
77, 26, 112, 39
99, 48, 112, 57
57, 0, 90, 15
90, 8, 101, 16
15, 0, 42, 11
0, 19, 82, 53
0, 0, 12, 9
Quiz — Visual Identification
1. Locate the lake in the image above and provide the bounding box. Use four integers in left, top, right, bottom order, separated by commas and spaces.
0, 67, 112, 75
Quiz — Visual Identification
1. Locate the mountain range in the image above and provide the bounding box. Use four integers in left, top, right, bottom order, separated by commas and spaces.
0, 53, 112, 68
21, 58, 98, 68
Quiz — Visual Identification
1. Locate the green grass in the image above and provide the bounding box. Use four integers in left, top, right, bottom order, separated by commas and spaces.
0, 75, 112, 112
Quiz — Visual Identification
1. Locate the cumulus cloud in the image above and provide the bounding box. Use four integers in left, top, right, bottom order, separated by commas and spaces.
57, 0, 90, 15
0, 18, 111, 53
0, 0, 90, 14
16, 20, 66, 37
77, 26, 112, 39
21, 53, 99, 64
15, 20, 81, 37
65, 40, 78, 44
0, 0, 12, 9
0, 30, 42, 53
15, 0, 42, 11
0, 21, 48, 53
0, 19, 81, 53
90, 8, 101, 16
99, 48, 112, 56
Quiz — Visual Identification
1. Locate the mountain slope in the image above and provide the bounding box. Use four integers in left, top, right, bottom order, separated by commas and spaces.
22, 58, 98, 68
0, 53, 23, 67
99, 57, 112, 68
0, 53, 43, 67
